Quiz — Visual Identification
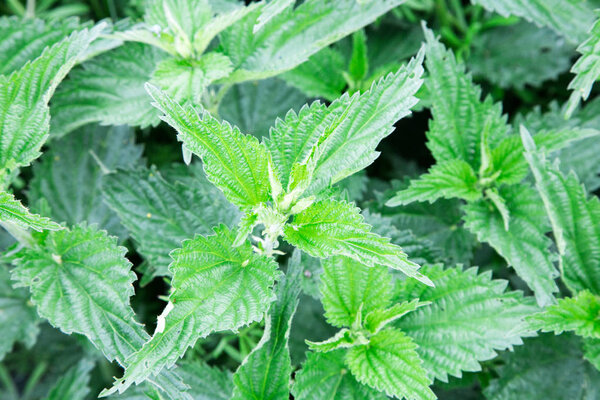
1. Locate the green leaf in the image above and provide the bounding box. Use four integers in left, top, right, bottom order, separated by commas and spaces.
0, 191, 62, 232
231, 250, 302, 400
346, 329, 435, 400
422, 22, 508, 170
320, 256, 392, 328
146, 84, 270, 209
102, 164, 240, 279
394, 264, 539, 382
44, 359, 94, 400
0, 25, 101, 173
471, 0, 595, 44
267, 49, 424, 194
177, 360, 233, 400
220, 0, 409, 82
567, 18, 600, 117
528, 291, 600, 338
584, 338, 600, 371
50, 43, 166, 137
364, 300, 423, 335
292, 350, 387, 400
463, 185, 558, 306
106, 225, 280, 395
28, 125, 142, 237
307, 328, 365, 353
349, 29, 368, 82
283, 198, 432, 286
0, 264, 39, 361
521, 127, 600, 294
386, 159, 481, 206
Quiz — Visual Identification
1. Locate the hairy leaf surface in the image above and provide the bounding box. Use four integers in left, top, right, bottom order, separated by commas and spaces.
0, 190, 61, 232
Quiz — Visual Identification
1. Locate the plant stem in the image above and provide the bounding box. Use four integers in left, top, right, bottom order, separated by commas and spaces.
25, 0, 35, 18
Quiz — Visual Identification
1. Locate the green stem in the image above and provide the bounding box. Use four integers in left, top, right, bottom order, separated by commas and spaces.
22, 361, 47, 399
25, 0, 35, 18
0, 364, 17, 398
1, 221, 34, 247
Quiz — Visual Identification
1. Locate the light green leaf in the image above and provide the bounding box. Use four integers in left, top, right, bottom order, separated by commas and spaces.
283, 198, 432, 286
146, 84, 270, 209
106, 225, 279, 395
45, 359, 94, 400
320, 256, 392, 328
231, 250, 302, 400
102, 164, 240, 279
253, 0, 294, 33
0, 25, 101, 173
364, 300, 423, 335
348, 30, 368, 82
567, 18, 600, 117
470, 0, 595, 44
528, 291, 600, 338
292, 350, 387, 400
177, 360, 233, 400
50, 43, 166, 137
307, 328, 363, 353
346, 329, 435, 400
584, 338, 600, 371
394, 264, 539, 382
0, 191, 61, 232
28, 125, 142, 238
521, 127, 600, 294
387, 159, 481, 206
463, 185, 558, 306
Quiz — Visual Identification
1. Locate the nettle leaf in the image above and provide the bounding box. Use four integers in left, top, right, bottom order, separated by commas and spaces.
231, 250, 302, 400
283, 198, 432, 286
528, 291, 600, 338
0, 265, 39, 361
107, 225, 280, 395
584, 338, 600, 371
292, 350, 387, 400
485, 334, 600, 400
28, 125, 143, 238
0, 190, 61, 232
50, 43, 166, 137
364, 300, 423, 335
566, 18, 600, 117
346, 329, 435, 400
307, 328, 360, 353
0, 25, 101, 173
463, 185, 558, 306
468, 21, 574, 89
146, 84, 270, 209
470, 0, 595, 44
394, 264, 538, 382
522, 127, 600, 294
45, 359, 94, 400
177, 360, 233, 400
320, 256, 392, 328
387, 159, 481, 206
102, 164, 240, 279
221, 0, 408, 82
266, 48, 424, 194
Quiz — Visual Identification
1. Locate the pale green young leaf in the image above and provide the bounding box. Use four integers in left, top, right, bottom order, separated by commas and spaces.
106, 225, 279, 395
28, 125, 142, 238
528, 291, 600, 338
306, 329, 360, 353
346, 329, 435, 400
0, 191, 61, 232
463, 185, 558, 306
283, 198, 432, 286
394, 264, 539, 382
320, 256, 392, 328
470, 0, 595, 44
253, 0, 294, 33
0, 265, 39, 361
45, 359, 94, 400
0, 25, 101, 173
567, 18, 600, 117
231, 251, 302, 400
50, 43, 166, 137
422, 23, 508, 169
146, 84, 270, 209
521, 127, 600, 294
364, 300, 423, 335
177, 360, 233, 400
386, 159, 481, 206
102, 164, 240, 279
292, 350, 387, 400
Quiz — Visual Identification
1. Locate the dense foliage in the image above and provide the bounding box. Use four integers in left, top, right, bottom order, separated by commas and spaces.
1, 1, 600, 399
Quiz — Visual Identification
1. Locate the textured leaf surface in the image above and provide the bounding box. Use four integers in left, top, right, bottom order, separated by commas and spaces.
320, 256, 392, 328
50, 43, 166, 137
522, 128, 600, 294
177, 360, 233, 400
231, 250, 302, 400
463, 185, 558, 306
346, 329, 435, 400
0, 190, 61, 231
45, 359, 93, 400
147, 84, 270, 209
283, 198, 431, 285
108, 225, 279, 394
102, 164, 240, 278
28, 125, 142, 237
394, 264, 538, 382
292, 350, 386, 400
